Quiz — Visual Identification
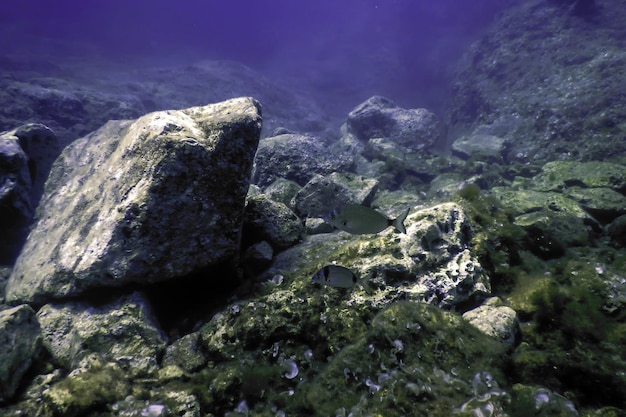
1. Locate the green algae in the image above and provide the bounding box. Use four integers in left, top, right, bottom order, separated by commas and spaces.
42, 355, 128, 417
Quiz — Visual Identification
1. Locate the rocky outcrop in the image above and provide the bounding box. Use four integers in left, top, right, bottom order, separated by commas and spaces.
346, 95, 441, 152
266, 202, 489, 309
0, 124, 59, 264
446, 0, 626, 163
6, 97, 262, 306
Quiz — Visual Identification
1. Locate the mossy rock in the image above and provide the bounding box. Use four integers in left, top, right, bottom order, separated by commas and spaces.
564, 186, 626, 223
492, 188, 588, 218
295, 301, 507, 417
533, 161, 626, 193
42, 355, 128, 417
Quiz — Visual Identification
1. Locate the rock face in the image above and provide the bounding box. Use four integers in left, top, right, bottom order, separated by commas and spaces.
0, 124, 59, 264
446, 0, 626, 162
346, 95, 441, 152
7, 97, 262, 306
0, 304, 42, 402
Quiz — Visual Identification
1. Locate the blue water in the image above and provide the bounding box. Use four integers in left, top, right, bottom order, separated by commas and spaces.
0, 0, 518, 113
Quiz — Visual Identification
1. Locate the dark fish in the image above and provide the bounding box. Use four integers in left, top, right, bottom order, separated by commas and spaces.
312, 265, 363, 289
325, 205, 410, 234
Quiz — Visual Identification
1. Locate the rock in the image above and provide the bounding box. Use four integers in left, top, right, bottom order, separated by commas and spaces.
513, 210, 591, 248
263, 178, 301, 209
7, 97, 262, 306
242, 241, 274, 275
346, 95, 441, 152
267, 202, 489, 309
292, 172, 379, 218
0, 124, 59, 264
36, 292, 166, 378
607, 214, 626, 247
446, 0, 626, 163
451, 133, 506, 161
463, 298, 520, 351
0, 267, 10, 304
42, 354, 129, 417
0, 304, 42, 402
251, 133, 354, 188
242, 194, 304, 252
162, 332, 208, 373
533, 161, 626, 193
361, 137, 445, 187
564, 186, 626, 224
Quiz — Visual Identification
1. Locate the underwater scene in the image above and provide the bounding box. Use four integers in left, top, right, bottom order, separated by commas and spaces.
1, 0, 626, 416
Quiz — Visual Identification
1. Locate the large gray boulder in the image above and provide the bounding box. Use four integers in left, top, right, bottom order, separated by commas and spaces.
7, 97, 262, 306
0, 124, 59, 264
0, 304, 42, 402
346, 95, 441, 152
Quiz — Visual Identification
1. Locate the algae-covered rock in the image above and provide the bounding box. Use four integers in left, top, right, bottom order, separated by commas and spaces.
242, 194, 304, 251
7, 97, 262, 306
0, 304, 42, 402
463, 298, 520, 351
162, 333, 207, 373
42, 354, 129, 417
533, 161, 626, 193
607, 214, 626, 247
262, 178, 301, 209
564, 186, 626, 223
302, 302, 507, 417
36, 292, 166, 378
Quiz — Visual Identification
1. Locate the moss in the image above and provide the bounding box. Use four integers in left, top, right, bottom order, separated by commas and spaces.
456, 192, 527, 296
510, 248, 626, 408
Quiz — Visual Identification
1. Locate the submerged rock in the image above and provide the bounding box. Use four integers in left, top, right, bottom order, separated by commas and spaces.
0, 304, 42, 402
0, 124, 59, 264
242, 194, 304, 252
251, 133, 354, 188
463, 298, 520, 351
292, 172, 379, 218
451, 133, 506, 162
267, 202, 489, 309
446, 1, 626, 162
346, 95, 441, 152
7, 97, 262, 306
36, 292, 166, 378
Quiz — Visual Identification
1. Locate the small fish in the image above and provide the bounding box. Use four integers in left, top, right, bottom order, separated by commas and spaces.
311, 265, 371, 293
325, 204, 410, 234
